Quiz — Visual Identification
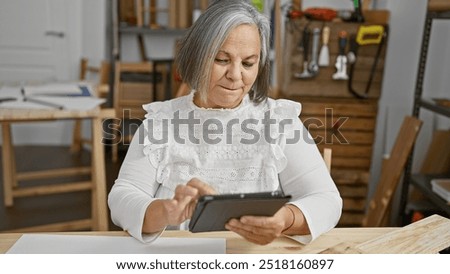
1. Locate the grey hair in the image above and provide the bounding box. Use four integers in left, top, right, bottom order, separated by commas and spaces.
175, 0, 271, 104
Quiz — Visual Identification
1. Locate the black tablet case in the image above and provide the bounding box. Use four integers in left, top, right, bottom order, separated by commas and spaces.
189, 192, 291, 233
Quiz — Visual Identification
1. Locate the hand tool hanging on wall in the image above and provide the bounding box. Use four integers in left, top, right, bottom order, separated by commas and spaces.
294, 26, 313, 79
344, 0, 365, 22
332, 31, 349, 80
347, 25, 387, 99
303, 7, 337, 22
318, 26, 330, 67
308, 27, 321, 76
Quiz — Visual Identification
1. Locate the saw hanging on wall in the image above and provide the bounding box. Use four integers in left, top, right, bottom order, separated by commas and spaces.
347, 25, 388, 99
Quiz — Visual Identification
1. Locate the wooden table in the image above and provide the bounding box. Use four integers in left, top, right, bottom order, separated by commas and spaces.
0, 108, 110, 231
0, 228, 396, 254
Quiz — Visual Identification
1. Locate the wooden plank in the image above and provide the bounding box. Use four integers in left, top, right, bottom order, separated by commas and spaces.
91, 116, 109, 231
178, 0, 193, 28
420, 130, 450, 174
136, 0, 144, 27
343, 198, 367, 211
323, 148, 332, 172
199, 0, 209, 11
1, 123, 15, 206
16, 167, 91, 181
285, 78, 383, 99
338, 212, 365, 227
363, 10, 390, 25
273, 0, 282, 98
12, 181, 92, 197
319, 144, 373, 158
299, 99, 378, 117
148, 0, 158, 28
302, 116, 376, 131
320, 242, 363, 254
308, 130, 375, 145
168, 0, 178, 28
332, 157, 371, 169
119, 0, 137, 25
428, 0, 450, 11
4, 219, 92, 233
363, 116, 423, 227
358, 215, 450, 253
338, 185, 368, 198
331, 169, 370, 185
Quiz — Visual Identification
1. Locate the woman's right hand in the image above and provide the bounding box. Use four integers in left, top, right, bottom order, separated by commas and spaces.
143, 178, 216, 233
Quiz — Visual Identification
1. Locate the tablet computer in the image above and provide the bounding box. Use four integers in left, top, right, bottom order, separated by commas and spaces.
188, 191, 291, 233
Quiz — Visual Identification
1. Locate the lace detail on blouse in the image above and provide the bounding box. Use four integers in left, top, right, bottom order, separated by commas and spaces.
141, 92, 301, 194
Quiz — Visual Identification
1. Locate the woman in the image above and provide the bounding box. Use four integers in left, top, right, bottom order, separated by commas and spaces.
108, 0, 342, 245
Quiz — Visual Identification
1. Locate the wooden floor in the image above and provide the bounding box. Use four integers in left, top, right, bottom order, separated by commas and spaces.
0, 145, 125, 232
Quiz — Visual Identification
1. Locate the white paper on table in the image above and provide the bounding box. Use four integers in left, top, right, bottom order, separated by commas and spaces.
0, 96, 105, 110
6, 234, 226, 254
1, 84, 105, 110
24, 83, 85, 96
30, 95, 105, 110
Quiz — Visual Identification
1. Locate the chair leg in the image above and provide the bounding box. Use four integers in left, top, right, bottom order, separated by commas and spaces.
71, 119, 83, 153
111, 119, 121, 163
2, 123, 17, 206
90, 116, 108, 231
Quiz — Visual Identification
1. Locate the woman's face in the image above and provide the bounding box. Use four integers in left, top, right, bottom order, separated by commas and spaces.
195, 24, 261, 109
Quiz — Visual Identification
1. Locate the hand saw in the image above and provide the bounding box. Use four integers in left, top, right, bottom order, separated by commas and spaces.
347, 25, 387, 99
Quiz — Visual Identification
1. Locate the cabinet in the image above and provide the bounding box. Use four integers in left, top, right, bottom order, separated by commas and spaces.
399, 4, 450, 224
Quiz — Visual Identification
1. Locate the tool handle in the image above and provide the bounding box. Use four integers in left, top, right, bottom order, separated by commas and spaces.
338, 31, 348, 56
322, 26, 330, 45
311, 28, 320, 62
302, 28, 311, 61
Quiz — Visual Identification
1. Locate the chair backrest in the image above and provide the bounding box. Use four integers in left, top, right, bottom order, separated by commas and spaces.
79, 58, 110, 98
113, 62, 156, 120
323, 148, 332, 173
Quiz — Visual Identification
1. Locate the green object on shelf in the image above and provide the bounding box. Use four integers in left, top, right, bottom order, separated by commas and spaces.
251, 0, 264, 12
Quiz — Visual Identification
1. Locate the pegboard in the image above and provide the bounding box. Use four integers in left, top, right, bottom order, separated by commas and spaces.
280, 13, 389, 100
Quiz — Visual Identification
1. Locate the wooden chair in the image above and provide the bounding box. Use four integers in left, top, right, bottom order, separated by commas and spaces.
1, 108, 111, 232
111, 61, 166, 162
71, 58, 110, 153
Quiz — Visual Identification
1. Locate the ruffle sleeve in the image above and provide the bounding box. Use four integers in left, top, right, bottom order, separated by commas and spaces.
266, 99, 302, 174
141, 101, 172, 185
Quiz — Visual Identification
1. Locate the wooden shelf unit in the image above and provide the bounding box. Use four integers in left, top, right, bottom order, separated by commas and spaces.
399, 3, 450, 224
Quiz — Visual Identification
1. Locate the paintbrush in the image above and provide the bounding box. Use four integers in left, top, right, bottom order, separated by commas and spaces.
318, 26, 330, 67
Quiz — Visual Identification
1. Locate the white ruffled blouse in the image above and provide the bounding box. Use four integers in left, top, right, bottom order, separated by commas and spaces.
108, 92, 342, 244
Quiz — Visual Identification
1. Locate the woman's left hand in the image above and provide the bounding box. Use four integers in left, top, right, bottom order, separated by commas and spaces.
224, 206, 292, 245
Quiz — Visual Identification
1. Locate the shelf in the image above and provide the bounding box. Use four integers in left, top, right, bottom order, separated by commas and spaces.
419, 98, 450, 117
428, 0, 450, 12
119, 26, 187, 36
399, 2, 450, 225
410, 174, 450, 216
